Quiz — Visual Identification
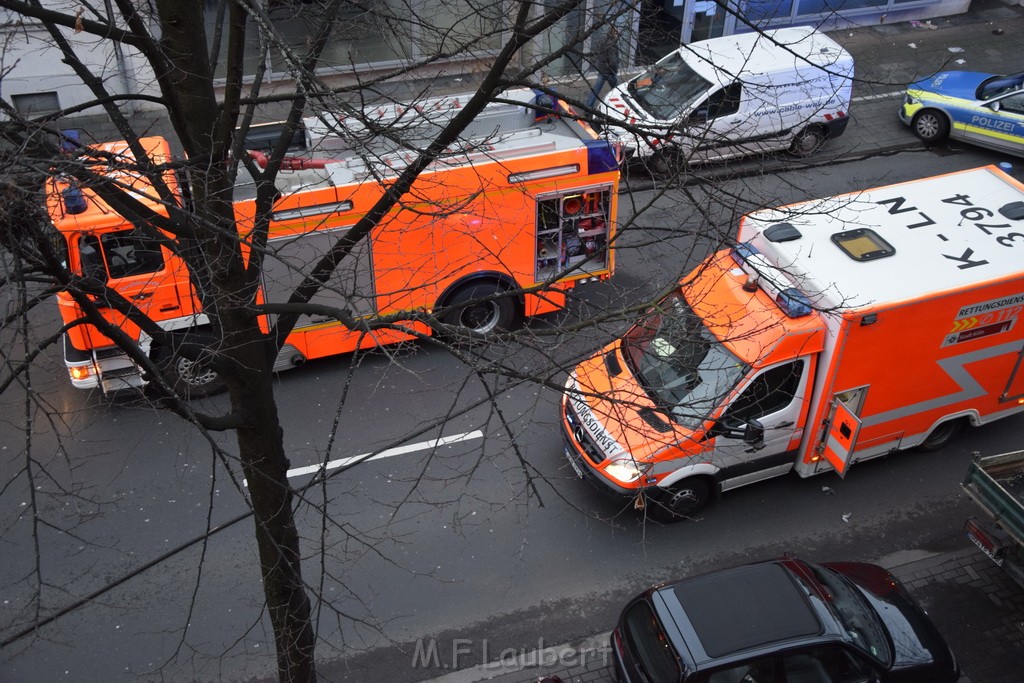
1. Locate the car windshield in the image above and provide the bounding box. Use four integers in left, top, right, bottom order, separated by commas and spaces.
623, 601, 683, 682
810, 566, 893, 666
977, 72, 1024, 100
628, 51, 711, 120
623, 293, 747, 429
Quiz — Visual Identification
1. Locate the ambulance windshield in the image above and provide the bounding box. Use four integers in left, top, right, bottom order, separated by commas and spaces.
623, 293, 747, 429
629, 52, 712, 121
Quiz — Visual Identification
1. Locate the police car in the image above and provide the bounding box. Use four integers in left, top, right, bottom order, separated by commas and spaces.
899, 71, 1024, 157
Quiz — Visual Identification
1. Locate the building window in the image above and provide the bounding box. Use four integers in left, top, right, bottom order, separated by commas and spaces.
796, 0, 885, 16
741, 0, 794, 23
205, 0, 503, 80
11, 91, 60, 114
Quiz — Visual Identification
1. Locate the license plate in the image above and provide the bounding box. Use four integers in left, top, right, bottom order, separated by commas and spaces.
966, 529, 1005, 566
565, 447, 584, 479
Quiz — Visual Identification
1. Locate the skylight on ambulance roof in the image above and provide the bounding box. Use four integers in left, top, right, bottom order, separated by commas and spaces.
830, 228, 895, 262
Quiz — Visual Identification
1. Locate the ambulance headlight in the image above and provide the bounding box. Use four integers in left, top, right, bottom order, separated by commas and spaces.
604, 458, 651, 483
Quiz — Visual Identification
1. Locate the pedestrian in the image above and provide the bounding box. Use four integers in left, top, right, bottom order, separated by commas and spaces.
586, 25, 620, 109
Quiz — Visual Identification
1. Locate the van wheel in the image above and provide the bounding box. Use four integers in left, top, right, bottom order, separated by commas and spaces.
646, 478, 711, 522
917, 419, 963, 452
790, 127, 825, 157
154, 334, 227, 399
647, 147, 681, 181
439, 282, 517, 337
911, 109, 950, 143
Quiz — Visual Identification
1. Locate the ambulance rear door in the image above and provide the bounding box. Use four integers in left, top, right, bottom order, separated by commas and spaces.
816, 387, 867, 479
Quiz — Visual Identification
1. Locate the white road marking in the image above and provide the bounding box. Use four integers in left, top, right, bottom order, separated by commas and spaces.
266, 430, 485, 483
853, 90, 904, 102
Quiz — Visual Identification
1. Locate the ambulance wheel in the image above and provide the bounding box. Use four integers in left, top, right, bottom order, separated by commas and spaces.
647, 478, 711, 522
154, 334, 227, 399
917, 419, 963, 452
440, 282, 517, 337
790, 126, 825, 157
911, 109, 949, 143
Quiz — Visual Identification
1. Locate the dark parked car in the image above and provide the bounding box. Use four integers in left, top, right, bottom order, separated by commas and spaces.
612, 558, 959, 683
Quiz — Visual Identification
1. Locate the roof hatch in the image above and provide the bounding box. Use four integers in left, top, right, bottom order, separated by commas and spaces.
830, 228, 895, 262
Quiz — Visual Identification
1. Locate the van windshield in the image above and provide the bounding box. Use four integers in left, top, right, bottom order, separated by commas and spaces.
628, 52, 712, 121
623, 293, 747, 429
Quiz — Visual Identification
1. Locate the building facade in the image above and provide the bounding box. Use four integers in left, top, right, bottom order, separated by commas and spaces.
0, 0, 973, 121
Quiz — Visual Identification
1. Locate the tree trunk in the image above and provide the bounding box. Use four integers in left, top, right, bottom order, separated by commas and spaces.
231, 337, 317, 682
151, 2, 318, 678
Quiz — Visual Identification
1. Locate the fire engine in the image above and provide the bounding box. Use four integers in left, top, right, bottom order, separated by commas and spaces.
49, 89, 620, 395
563, 166, 1024, 521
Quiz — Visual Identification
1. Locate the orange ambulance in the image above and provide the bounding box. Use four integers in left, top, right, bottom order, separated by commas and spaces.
563, 166, 1024, 520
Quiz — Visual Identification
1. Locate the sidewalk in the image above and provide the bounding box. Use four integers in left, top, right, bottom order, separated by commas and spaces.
425, 542, 1024, 683
824, 0, 1024, 160
67, 0, 1023, 163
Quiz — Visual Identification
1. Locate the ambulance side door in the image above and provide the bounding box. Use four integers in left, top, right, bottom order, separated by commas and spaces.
708, 357, 813, 490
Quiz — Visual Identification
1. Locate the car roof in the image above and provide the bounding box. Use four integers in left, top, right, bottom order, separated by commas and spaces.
656, 561, 824, 661
671, 26, 850, 90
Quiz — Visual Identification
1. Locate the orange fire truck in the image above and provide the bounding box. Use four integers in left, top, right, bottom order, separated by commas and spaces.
563, 166, 1024, 521
49, 89, 620, 395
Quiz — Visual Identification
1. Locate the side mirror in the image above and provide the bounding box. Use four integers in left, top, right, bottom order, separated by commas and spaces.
689, 108, 709, 124
711, 417, 764, 441
990, 100, 1002, 112
743, 418, 765, 444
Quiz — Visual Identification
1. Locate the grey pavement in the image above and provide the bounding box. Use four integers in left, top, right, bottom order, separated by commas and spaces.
420, 2, 1024, 682
56, 3, 1024, 681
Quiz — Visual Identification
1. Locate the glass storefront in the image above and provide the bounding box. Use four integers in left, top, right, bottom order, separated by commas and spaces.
204, 0, 965, 85
633, 0, 964, 65
205, 0, 503, 80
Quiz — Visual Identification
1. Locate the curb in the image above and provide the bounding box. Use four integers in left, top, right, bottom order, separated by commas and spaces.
421, 632, 613, 683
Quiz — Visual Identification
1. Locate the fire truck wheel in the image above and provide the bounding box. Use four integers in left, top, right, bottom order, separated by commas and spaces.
156, 335, 227, 398
917, 419, 963, 452
440, 283, 517, 337
647, 478, 710, 523
790, 126, 825, 157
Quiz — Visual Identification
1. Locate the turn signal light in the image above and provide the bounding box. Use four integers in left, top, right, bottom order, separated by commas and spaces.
69, 366, 93, 381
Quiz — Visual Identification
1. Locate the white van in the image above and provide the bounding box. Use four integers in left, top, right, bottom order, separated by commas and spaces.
596, 26, 853, 176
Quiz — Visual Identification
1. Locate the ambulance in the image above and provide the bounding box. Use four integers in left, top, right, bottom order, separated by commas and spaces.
562, 166, 1024, 521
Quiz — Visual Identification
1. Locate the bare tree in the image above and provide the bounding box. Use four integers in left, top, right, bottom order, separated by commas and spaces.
0, 1, 651, 680
0, 0, 929, 680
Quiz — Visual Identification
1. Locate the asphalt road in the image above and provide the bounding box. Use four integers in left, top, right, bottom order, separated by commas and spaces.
2, 146, 1023, 682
